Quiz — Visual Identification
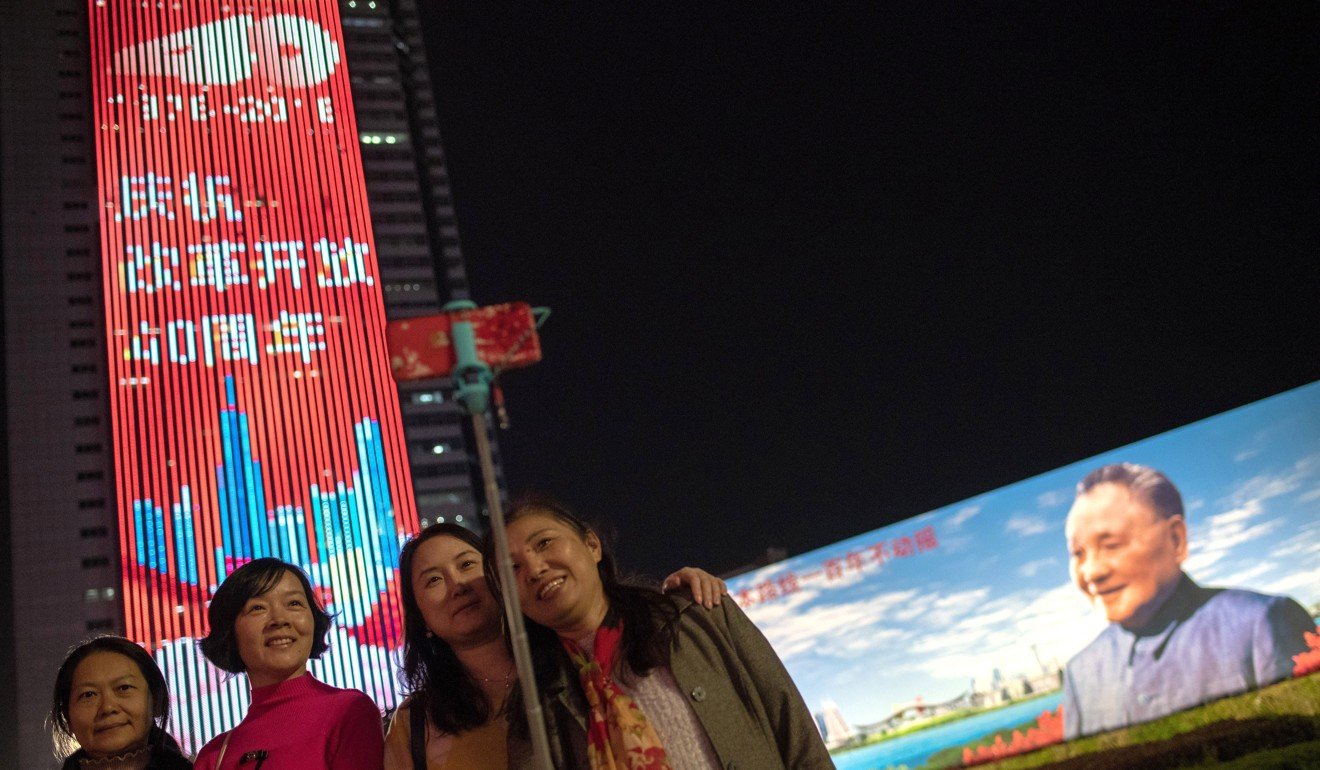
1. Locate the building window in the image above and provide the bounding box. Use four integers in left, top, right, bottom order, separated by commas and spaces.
408, 412, 460, 427
359, 132, 408, 146
76, 470, 104, 481
74, 443, 103, 454
411, 461, 471, 479
413, 441, 453, 455
80, 526, 110, 539
84, 587, 116, 603
82, 556, 110, 569
85, 618, 115, 631
409, 390, 444, 404
77, 498, 106, 509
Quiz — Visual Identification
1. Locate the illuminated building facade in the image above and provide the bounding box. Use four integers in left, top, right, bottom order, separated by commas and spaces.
0, 0, 493, 764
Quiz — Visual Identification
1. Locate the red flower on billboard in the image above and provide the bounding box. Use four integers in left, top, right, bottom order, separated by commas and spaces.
961, 705, 1065, 767
1294, 626, 1320, 678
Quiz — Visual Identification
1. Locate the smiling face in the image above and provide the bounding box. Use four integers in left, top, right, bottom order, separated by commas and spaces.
506, 511, 608, 639
1066, 482, 1187, 629
66, 651, 153, 759
233, 569, 316, 688
410, 534, 503, 649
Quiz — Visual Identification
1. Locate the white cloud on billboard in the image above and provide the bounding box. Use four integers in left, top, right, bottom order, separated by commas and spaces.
1269, 520, 1320, 561
1183, 460, 1312, 578
746, 586, 919, 663
1216, 562, 1278, 589
1005, 514, 1051, 537
927, 587, 993, 625
1234, 448, 1261, 462
1186, 503, 1282, 579
1035, 488, 1072, 511
906, 583, 1102, 684
1017, 556, 1058, 578
947, 504, 981, 528
936, 534, 976, 554
748, 583, 1020, 667
1227, 457, 1315, 507
1261, 564, 1320, 605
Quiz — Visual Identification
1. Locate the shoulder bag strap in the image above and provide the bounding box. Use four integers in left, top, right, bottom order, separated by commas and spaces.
215, 732, 232, 768
409, 698, 428, 770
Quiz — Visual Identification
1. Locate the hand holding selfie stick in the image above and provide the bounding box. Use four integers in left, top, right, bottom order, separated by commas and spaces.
442, 300, 554, 770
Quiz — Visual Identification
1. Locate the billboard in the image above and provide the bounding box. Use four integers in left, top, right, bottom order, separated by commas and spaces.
89, 0, 417, 750
728, 382, 1320, 768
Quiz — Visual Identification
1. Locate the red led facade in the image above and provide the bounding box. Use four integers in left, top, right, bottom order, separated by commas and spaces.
89, 0, 419, 748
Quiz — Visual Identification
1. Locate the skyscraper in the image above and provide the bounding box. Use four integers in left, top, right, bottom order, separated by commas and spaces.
0, 0, 496, 764
815, 698, 855, 749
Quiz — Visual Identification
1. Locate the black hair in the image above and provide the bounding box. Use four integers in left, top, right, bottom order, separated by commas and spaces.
1077, 462, 1185, 522
489, 494, 677, 681
48, 635, 175, 760
398, 522, 498, 734
198, 558, 332, 673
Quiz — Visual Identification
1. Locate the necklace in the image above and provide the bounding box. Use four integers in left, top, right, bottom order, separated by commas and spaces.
477, 664, 515, 685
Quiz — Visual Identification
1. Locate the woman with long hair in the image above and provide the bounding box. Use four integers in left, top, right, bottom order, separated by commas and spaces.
495, 496, 834, 769
385, 522, 727, 769
49, 635, 192, 769
193, 558, 384, 769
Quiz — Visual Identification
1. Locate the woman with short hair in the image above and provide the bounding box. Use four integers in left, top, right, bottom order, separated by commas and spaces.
49, 635, 193, 770
193, 558, 384, 770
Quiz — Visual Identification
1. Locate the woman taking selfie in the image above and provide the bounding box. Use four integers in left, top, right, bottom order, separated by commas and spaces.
386, 522, 727, 770
193, 558, 384, 769
496, 496, 834, 770
49, 635, 192, 769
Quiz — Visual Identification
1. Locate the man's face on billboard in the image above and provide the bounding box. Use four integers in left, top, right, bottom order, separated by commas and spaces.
1066, 482, 1187, 629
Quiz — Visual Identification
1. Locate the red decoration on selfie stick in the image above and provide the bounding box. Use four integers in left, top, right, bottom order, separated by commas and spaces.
386, 301, 546, 381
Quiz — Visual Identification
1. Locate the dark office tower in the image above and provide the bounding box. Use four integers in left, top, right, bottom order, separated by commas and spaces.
340, 0, 500, 531
0, 1, 496, 765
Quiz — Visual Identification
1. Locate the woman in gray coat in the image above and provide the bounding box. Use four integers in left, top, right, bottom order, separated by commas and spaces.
493, 495, 835, 770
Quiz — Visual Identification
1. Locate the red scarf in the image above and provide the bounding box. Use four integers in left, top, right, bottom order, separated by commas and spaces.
562, 624, 671, 770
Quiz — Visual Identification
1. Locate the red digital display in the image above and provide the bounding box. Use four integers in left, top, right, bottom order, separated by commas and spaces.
89, 0, 419, 749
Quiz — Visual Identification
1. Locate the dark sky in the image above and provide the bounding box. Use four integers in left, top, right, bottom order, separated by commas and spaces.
416, 3, 1319, 579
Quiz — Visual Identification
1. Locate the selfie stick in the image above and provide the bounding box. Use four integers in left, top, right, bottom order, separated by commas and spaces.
442, 300, 554, 770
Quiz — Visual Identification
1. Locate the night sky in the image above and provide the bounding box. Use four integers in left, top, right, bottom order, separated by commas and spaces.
416, 3, 1319, 579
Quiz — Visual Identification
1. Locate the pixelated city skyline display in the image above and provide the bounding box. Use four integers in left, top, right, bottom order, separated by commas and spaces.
729, 382, 1320, 768
89, 0, 418, 751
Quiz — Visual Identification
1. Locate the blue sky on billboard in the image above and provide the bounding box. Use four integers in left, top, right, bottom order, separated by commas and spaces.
728, 381, 1320, 727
